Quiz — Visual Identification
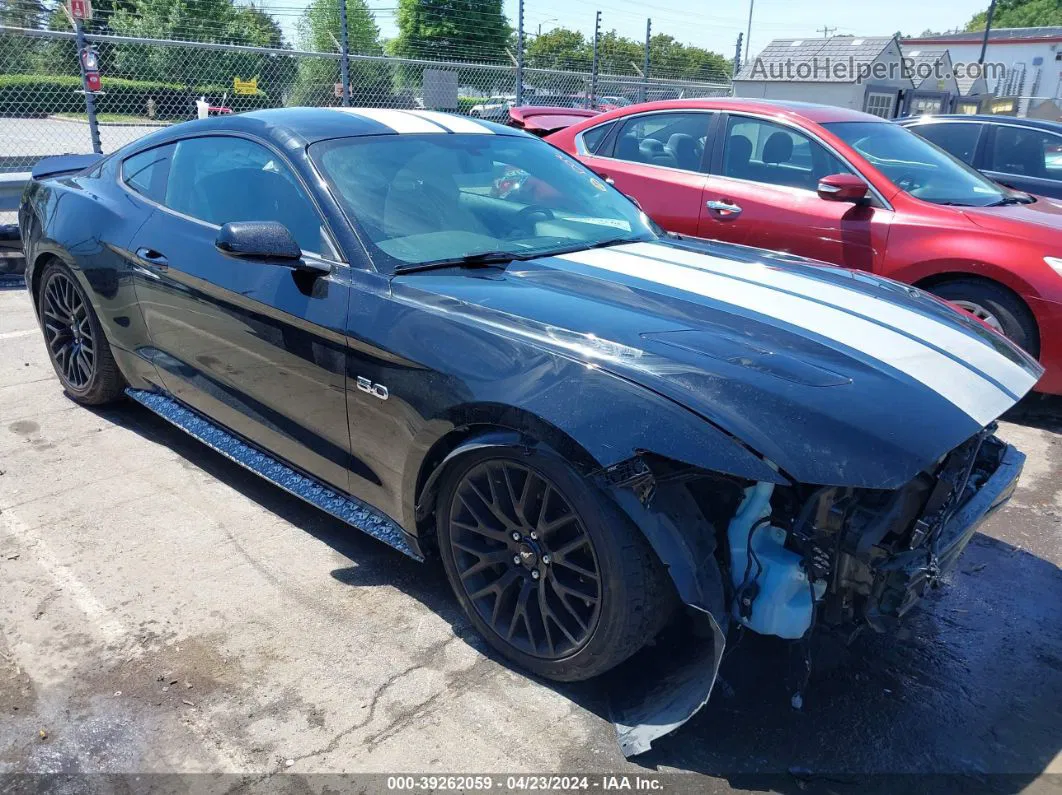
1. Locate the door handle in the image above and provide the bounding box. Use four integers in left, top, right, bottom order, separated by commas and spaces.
705, 200, 742, 219
135, 247, 169, 270
594, 171, 615, 185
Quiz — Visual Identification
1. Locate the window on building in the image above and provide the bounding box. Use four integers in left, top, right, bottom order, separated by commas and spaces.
863, 92, 897, 118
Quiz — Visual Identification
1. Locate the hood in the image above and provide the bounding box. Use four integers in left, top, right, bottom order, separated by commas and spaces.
395, 238, 1042, 488
963, 195, 1062, 237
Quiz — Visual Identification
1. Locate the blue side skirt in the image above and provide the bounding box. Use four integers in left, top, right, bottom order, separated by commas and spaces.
125, 388, 424, 562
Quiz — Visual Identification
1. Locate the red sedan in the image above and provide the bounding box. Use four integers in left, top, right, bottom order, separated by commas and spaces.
547, 98, 1062, 395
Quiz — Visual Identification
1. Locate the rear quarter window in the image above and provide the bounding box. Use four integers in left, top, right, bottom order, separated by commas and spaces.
579, 121, 615, 155
121, 145, 173, 203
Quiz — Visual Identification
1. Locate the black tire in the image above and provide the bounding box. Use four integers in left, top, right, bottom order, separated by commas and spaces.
37, 260, 126, 405
436, 447, 674, 682
929, 278, 1040, 357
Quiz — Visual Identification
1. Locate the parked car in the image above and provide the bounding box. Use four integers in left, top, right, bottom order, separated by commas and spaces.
899, 114, 1062, 199
469, 95, 515, 121
547, 98, 1062, 395
19, 107, 1039, 755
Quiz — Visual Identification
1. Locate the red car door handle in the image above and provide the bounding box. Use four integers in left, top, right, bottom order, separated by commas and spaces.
594, 171, 615, 185
706, 200, 742, 219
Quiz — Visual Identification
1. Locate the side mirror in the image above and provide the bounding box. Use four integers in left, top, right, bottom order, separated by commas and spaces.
216, 221, 302, 260
817, 173, 869, 203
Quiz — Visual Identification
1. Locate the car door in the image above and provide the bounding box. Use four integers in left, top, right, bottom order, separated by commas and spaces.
577, 110, 716, 237
125, 134, 353, 492
981, 123, 1062, 199
701, 114, 892, 273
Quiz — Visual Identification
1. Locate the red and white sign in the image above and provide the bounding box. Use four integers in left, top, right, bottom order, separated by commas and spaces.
85, 72, 101, 92
69, 0, 93, 20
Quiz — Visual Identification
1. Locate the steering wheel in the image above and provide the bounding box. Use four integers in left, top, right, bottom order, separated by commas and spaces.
510, 204, 555, 237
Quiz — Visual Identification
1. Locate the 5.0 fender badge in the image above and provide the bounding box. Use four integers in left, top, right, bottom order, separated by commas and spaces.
356, 376, 389, 400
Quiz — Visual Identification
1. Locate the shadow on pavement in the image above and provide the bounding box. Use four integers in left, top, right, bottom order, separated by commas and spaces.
1004, 393, 1062, 434
89, 398, 1062, 792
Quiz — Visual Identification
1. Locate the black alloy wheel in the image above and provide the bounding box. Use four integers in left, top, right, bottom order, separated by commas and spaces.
42, 268, 96, 391
37, 261, 125, 405
446, 459, 602, 659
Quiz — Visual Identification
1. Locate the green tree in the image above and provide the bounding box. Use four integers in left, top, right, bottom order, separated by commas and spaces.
393, 0, 511, 63
526, 27, 590, 70
965, 0, 1062, 30
291, 0, 390, 106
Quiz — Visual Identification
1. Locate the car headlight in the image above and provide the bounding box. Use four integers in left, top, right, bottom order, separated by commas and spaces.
1047, 257, 1062, 275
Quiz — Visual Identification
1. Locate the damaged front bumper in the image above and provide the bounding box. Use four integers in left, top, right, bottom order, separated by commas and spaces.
604, 433, 1024, 757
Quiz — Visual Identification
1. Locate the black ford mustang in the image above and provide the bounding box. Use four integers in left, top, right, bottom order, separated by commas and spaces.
18, 107, 1042, 754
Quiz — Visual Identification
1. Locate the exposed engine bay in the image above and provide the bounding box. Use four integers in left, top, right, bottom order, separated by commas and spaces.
603, 426, 1024, 756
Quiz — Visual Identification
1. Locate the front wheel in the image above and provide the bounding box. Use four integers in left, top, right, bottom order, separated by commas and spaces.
929, 278, 1040, 358
38, 260, 125, 405
436, 448, 674, 682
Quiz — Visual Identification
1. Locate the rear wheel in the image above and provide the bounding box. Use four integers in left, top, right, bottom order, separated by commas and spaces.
38, 260, 125, 405
929, 278, 1040, 357
436, 448, 674, 682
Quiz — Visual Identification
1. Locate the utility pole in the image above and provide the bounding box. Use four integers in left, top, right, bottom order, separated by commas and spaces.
516, 0, 525, 104
817, 25, 836, 38
591, 10, 600, 109
744, 0, 753, 62
338, 0, 350, 106
978, 0, 997, 64
733, 31, 743, 80
641, 18, 651, 103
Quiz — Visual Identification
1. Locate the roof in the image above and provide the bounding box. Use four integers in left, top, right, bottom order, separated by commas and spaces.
898, 113, 1062, 132
735, 35, 898, 82
904, 26, 1062, 44
552, 98, 884, 139
121, 107, 522, 152
901, 49, 952, 88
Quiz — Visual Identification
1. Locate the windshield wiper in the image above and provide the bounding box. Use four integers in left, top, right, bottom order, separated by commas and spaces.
988, 194, 1032, 206
393, 250, 533, 275
533, 235, 650, 259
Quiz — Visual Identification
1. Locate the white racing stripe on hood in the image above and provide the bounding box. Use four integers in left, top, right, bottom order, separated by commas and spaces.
327, 107, 447, 133
406, 110, 495, 133
620, 242, 1039, 398
558, 247, 1018, 425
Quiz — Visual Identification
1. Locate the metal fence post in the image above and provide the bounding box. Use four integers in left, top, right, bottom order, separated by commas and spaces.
640, 18, 650, 103
74, 18, 102, 155
590, 10, 600, 109
515, 0, 524, 105
733, 32, 743, 83
338, 0, 350, 106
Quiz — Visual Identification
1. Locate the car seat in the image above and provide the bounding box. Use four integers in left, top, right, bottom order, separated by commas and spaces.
725, 134, 753, 179
667, 133, 699, 170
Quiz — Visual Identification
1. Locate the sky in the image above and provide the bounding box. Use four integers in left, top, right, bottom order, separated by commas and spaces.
339, 0, 994, 59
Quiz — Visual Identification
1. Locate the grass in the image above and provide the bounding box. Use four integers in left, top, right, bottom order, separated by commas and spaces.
53, 112, 170, 125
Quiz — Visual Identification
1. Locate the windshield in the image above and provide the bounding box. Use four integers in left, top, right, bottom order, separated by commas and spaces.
310, 133, 657, 270
823, 121, 1007, 207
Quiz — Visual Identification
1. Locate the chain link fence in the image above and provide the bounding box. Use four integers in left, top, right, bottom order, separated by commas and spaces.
0, 25, 731, 172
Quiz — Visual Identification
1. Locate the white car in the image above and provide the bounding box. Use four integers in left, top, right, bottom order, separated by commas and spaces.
469, 95, 515, 121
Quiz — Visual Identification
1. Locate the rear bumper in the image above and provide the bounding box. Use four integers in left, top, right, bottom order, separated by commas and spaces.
1028, 295, 1062, 395
869, 440, 1024, 623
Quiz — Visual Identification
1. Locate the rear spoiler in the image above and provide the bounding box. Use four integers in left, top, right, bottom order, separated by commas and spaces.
30, 153, 103, 180
506, 106, 601, 136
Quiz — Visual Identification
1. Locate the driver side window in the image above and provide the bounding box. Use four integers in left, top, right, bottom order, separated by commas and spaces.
722, 117, 851, 190
161, 136, 332, 256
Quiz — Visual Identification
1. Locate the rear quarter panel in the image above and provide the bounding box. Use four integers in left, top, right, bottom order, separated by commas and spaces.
22, 162, 159, 388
